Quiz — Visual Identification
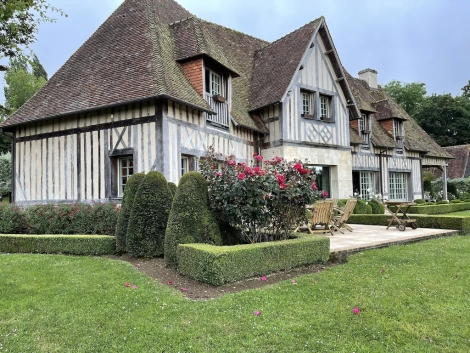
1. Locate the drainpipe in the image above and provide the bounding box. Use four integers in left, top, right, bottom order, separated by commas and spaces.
443, 164, 448, 201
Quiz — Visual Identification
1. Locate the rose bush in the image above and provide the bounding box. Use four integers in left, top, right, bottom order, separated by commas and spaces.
200, 147, 319, 243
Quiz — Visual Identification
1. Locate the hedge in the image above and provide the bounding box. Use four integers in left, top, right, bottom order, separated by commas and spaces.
348, 214, 470, 234
406, 202, 470, 215
0, 234, 116, 255
168, 182, 177, 198
164, 172, 221, 268
127, 171, 172, 258
115, 173, 145, 253
177, 233, 330, 285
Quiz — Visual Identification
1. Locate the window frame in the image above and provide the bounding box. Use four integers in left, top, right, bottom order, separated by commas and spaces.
319, 94, 330, 120
181, 154, 197, 177
205, 69, 225, 97
389, 172, 407, 201
359, 114, 371, 148
360, 171, 375, 200
301, 90, 314, 117
118, 156, 134, 197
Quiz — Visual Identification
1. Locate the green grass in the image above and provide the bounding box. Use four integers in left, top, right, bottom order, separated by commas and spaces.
1, 236, 470, 352
442, 210, 470, 217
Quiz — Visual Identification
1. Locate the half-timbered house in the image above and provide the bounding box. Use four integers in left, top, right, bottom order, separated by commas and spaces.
0, 0, 451, 205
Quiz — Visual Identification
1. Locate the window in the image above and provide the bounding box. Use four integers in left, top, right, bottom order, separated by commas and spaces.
181, 154, 196, 177
360, 172, 375, 199
394, 119, 403, 139
118, 157, 134, 196
389, 172, 407, 201
307, 166, 331, 197
205, 69, 224, 97
301, 91, 313, 116
320, 95, 330, 119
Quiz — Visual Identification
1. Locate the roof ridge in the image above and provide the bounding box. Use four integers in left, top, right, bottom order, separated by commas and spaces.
255, 17, 322, 54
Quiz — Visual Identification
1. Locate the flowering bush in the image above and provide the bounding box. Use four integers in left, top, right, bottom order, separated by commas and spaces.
200, 147, 319, 243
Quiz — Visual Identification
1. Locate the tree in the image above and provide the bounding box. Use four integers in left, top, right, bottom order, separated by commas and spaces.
3, 53, 47, 115
383, 80, 427, 117
0, 0, 66, 71
462, 80, 470, 98
413, 94, 470, 147
0, 153, 11, 196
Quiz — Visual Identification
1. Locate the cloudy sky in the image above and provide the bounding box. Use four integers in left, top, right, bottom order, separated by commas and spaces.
1, 0, 469, 104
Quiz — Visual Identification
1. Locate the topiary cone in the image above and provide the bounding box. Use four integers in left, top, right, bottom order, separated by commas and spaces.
164, 172, 222, 268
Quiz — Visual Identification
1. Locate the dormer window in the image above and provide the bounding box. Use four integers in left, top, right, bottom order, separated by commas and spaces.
205, 69, 226, 100
301, 90, 314, 118
394, 119, 404, 140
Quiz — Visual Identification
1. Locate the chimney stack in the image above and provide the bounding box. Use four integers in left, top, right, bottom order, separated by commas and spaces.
358, 68, 378, 89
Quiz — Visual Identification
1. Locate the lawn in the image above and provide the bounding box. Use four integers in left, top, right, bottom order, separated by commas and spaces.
1, 236, 469, 352
441, 210, 470, 217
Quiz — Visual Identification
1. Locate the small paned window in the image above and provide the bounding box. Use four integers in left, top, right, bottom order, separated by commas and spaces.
320, 95, 330, 119
394, 119, 403, 139
359, 114, 371, 147
118, 157, 134, 196
360, 172, 375, 199
301, 91, 313, 116
181, 154, 197, 177
389, 172, 407, 201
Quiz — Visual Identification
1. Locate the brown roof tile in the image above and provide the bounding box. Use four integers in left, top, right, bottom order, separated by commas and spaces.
440, 145, 470, 178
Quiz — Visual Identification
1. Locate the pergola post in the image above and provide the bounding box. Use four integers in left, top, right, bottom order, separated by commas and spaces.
442, 164, 448, 201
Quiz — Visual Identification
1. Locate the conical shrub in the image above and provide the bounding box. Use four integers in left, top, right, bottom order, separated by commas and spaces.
127, 171, 172, 258
115, 173, 145, 254
164, 172, 222, 268
168, 182, 177, 198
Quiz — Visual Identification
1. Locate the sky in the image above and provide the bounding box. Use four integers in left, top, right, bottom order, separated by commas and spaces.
1, 0, 470, 104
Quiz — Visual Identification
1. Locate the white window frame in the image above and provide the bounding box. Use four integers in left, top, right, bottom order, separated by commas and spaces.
210, 70, 222, 96
394, 119, 403, 139
301, 91, 313, 116
359, 114, 371, 146
360, 171, 375, 200
320, 95, 330, 119
389, 172, 407, 201
181, 154, 197, 177
118, 157, 134, 197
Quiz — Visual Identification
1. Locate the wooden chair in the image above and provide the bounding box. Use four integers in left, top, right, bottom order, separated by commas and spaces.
331, 198, 357, 233
307, 200, 334, 235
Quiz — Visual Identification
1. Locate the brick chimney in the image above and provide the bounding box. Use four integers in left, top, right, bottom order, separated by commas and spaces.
358, 68, 378, 89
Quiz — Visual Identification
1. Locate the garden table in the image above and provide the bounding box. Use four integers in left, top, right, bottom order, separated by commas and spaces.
384, 201, 417, 231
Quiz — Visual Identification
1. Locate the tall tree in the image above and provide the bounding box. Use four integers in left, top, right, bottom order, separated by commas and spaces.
3, 53, 47, 115
462, 80, 470, 98
383, 80, 427, 117
413, 94, 470, 147
0, 0, 66, 71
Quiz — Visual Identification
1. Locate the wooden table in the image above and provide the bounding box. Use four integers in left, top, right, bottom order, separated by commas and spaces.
384, 201, 417, 231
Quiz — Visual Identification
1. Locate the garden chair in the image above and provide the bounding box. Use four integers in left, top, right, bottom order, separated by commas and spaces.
307, 200, 334, 235
330, 198, 357, 233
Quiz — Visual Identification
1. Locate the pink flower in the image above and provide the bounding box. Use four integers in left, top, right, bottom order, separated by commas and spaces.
300, 168, 308, 175
245, 166, 255, 176
132, 285, 137, 289
276, 174, 285, 184
260, 276, 267, 281
254, 311, 261, 316
321, 191, 329, 198
238, 173, 246, 180
215, 171, 222, 177
280, 183, 286, 190
168, 281, 173, 285
312, 183, 318, 190
124, 282, 130, 287
180, 288, 187, 291
227, 159, 236, 166
294, 163, 302, 170
256, 155, 263, 162
291, 280, 297, 285
253, 153, 258, 157
353, 307, 361, 315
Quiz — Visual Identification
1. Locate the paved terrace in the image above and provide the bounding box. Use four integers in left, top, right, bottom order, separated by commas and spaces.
328, 225, 459, 256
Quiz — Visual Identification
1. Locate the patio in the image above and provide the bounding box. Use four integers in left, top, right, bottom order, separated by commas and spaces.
329, 224, 459, 255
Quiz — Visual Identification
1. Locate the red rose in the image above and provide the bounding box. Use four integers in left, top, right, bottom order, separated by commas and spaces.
238, 173, 246, 180
256, 155, 263, 162
294, 163, 302, 170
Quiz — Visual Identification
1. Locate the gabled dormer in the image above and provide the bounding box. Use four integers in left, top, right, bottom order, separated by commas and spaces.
358, 113, 372, 149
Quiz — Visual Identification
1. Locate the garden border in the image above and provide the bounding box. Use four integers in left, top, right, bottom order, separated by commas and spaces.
0, 234, 116, 255
176, 233, 330, 285
406, 202, 470, 215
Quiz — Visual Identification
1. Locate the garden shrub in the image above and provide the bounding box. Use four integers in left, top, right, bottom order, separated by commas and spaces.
0, 234, 115, 255
369, 199, 384, 214
127, 171, 172, 258
168, 182, 177, 198
115, 173, 145, 254
23, 203, 118, 235
437, 200, 449, 205
164, 172, 222, 268
414, 199, 426, 204
200, 146, 319, 243
447, 182, 458, 198
0, 153, 11, 196
0, 204, 26, 234
451, 199, 462, 203
177, 233, 330, 285
353, 199, 372, 214
407, 202, 470, 215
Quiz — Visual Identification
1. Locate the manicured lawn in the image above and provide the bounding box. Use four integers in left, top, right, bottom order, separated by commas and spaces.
441, 210, 470, 217
1, 236, 470, 352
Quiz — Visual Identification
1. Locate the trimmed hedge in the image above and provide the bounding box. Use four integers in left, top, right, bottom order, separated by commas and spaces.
0, 204, 26, 233
168, 182, 177, 198
369, 200, 385, 214
115, 173, 145, 254
406, 202, 470, 215
177, 233, 330, 285
127, 171, 172, 258
0, 234, 115, 255
164, 172, 222, 268
348, 214, 470, 234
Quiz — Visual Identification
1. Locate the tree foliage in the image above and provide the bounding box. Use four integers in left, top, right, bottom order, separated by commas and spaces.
0, 0, 66, 71
462, 80, 470, 98
383, 80, 427, 117
413, 94, 470, 147
0, 153, 11, 196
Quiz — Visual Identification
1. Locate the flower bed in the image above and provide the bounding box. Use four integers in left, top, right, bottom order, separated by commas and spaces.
176, 233, 330, 285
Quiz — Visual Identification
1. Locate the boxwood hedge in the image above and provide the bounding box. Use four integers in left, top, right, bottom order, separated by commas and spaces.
0, 234, 116, 255
164, 172, 222, 268
406, 202, 470, 215
177, 233, 330, 285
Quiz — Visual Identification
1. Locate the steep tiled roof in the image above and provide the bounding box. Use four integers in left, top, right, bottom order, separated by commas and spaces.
441, 145, 470, 178
250, 19, 321, 111
349, 126, 365, 145
347, 72, 451, 158
1, 0, 212, 129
